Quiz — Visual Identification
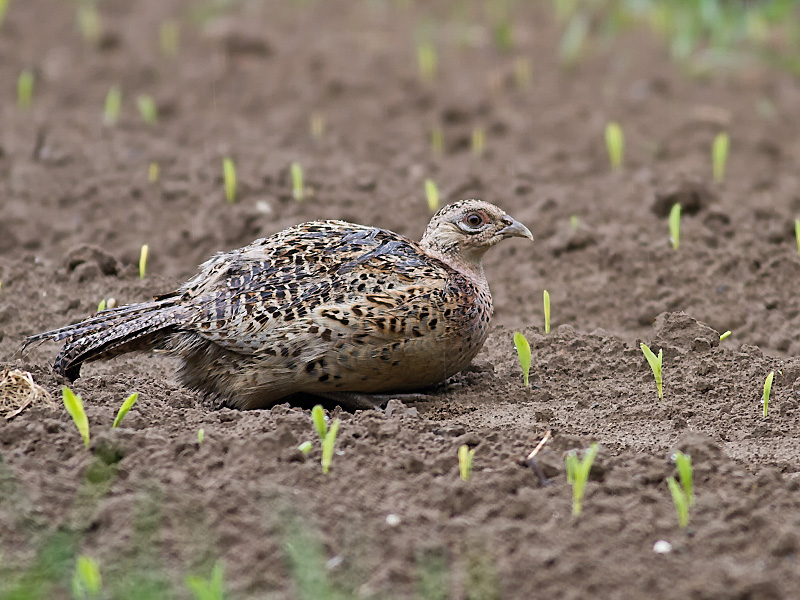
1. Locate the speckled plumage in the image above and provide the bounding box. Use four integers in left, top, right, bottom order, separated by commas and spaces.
25, 200, 533, 409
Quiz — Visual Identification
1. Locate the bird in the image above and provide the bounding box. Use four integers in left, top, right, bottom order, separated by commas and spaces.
24, 199, 533, 410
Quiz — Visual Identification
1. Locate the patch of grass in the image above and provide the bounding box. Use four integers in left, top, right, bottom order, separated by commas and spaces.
415, 549, 449, 600
794, 219, 800, 255
283, 514, 353, 600
72, 555, 102, 600
720, 330, 731, 341
465, 548, 501, 600
185, 561, 225, 600
672, 451, 694, 506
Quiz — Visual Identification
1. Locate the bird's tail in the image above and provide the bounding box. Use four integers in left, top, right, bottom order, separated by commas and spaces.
23, 296, 187, 381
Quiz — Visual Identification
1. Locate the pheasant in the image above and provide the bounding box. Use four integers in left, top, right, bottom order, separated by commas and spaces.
25, 200, 533, 410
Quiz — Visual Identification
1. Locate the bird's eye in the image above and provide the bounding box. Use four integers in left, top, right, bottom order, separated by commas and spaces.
464, 213, 484, 228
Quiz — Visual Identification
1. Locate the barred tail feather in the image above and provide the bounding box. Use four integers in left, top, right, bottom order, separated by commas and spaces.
24, 298, 185, 381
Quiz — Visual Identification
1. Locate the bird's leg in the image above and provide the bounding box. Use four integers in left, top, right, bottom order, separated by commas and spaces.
310, 391, 435, 411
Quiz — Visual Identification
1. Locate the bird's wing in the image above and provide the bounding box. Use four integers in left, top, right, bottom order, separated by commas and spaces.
176, 221, 457, 355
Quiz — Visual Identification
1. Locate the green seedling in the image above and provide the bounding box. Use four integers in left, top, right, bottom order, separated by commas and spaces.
512, 331, 531, 387
137, 95, 158, 125
640, 343, 663, 401
97, 299, 106, 312
160, 20, 179, 57
72, 555, 102, 600
297, 441, 312, 455
425, 178, 439, 213
493, 20, 513, 51
604, 121, 624, 170
62, 387, 90, 449
558, 14, 588, 67
763, 370, 774, 418
185, 561, 224, 600
311, 404, 327, 440
712, 132, 729, 183
112, 392, 139, 428
17, 69, 33, 110
720, 330, 731, 341
458, 444, 475, 481
672, 450, 694, 506
471, 127, 485, 157
0, 0, 9, 27
197, 428, 205, 444
103, 85, 121, 126
77, 2, 101, 45
543, 290, 551, 334
795, 219, 800, 255
320, 418, 340, 475
669, 203, 681, 250
309, 112, 325, 139
513, 56, 531, 88
417, 41, 437, 82
148, 162, 159, 183
222, 157, 236, 203
430, 126, 444, 156
569, 215, 579, 230
139, 244, 149, 279
565, 443, 598, 516
667, 476, 689, 528
290, 161, 304, 201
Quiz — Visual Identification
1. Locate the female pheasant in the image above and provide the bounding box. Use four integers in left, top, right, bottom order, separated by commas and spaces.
25, 200, 532, 409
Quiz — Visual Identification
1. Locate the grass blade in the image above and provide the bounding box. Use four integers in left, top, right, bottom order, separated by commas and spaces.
112, 392, 139, 428
62, 387, 90, 449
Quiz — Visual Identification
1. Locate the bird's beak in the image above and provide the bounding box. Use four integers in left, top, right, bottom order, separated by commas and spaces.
499, 216, 534, 241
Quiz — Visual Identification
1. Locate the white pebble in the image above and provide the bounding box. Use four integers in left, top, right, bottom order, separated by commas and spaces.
385, 513, 401, 527
653, 540, 672, 554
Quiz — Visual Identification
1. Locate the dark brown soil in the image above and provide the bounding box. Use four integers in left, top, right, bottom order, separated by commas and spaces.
3, 1, 800, 599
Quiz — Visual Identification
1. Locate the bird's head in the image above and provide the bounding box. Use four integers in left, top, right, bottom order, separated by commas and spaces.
420, 199, 533, 266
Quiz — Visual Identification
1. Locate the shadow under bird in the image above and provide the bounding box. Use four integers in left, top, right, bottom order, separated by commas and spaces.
25, 200, 533, 410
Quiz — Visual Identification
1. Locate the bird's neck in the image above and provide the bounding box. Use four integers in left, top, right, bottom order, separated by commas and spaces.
424, 244, 489, 289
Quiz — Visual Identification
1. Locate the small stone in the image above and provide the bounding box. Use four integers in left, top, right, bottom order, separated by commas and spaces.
385, 513, 401, 527
653, 540, 672, 554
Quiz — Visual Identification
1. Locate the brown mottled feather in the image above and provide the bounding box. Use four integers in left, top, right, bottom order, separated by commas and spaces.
24, 200, 533, 409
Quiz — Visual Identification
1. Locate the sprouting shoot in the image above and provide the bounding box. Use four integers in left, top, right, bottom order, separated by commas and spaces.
604, 121, 624, 169
512, 332, 531, 387
565, 443, 598, 516
640, 343, 663, 401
